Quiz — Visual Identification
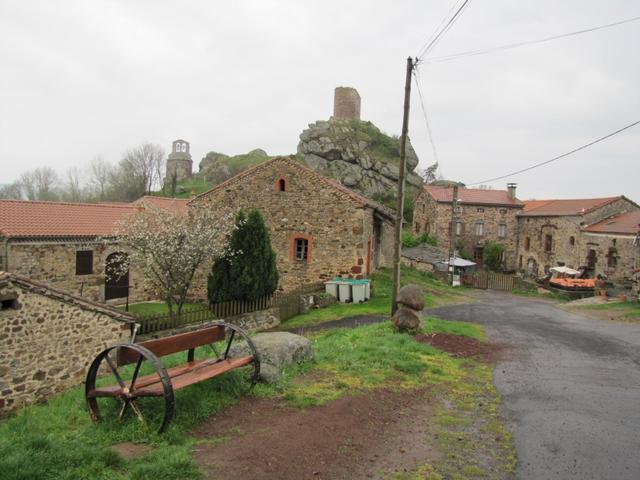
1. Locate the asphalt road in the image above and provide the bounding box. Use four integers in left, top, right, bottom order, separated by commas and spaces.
427, 291, 640, 480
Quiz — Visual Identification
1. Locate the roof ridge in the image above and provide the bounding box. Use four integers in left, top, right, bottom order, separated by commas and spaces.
0, 199, 137, 209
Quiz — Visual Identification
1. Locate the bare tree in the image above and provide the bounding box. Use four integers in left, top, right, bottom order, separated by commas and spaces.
62, 166, 84, 202
89, 155, 112, 201
0, 182, 23, 199
121, 143, 165, 195
20, 167, 59, 201
113, 204, 236, 314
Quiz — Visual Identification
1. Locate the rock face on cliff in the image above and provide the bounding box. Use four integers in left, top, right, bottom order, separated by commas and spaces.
297, 119, 423, 198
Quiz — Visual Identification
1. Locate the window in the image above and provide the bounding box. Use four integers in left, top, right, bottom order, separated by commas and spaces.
424, 222, 430, 234
181, 143, 187, 152
295, 238, 308, 261
544, 234, 553, 253
607, 248, 617, 268
524, 237, 530, 251
476, 208, 484, 213
455, 221, 464, 236
569, 236, 575, 246
275, 176, 288, 192
497, 224, 507, 238
175, 143, 180, 152
76, 250, 93, 275
587, 249, 597, 270
475, 221, 484, 236
499, 208, 507, 215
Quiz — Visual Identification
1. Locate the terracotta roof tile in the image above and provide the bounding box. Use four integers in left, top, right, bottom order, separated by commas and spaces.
582, 210, 640, 235
0, 199, 139, 238
133, 196, 189, 215
425, 185, 523, 207
521, 197, 621, 216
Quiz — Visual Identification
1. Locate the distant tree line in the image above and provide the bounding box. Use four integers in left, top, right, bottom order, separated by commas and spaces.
0, 143, 165, 203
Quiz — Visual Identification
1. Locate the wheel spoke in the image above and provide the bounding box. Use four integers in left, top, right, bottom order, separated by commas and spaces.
129, 400, 146, 424
223, 330, 236, 359
118, 399, 130, 421
105, 353, 126, 389
130, 356, 144, 390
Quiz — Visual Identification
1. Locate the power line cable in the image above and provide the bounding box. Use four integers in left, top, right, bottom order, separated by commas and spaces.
413, 67, 440, 167
416, 0, 465, 58
466, 119, 640, 186
417, 0, 474, 59
424, 15, 640, 63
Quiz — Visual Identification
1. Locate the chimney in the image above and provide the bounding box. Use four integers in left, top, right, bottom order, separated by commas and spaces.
507, 183, 517, 200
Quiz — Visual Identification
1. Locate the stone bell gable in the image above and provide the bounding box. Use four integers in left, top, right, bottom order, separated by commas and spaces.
189, 156, 395, 292
0, 272, 134, 415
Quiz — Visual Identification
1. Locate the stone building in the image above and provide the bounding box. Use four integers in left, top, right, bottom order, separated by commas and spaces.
166, 139, 193, 184
517, 196, 639, 277
580, 211, 640, 291
189, 156, 396, 293
0, 196, 188, 304
0, 271, 133, 415
333, 86, 361, 120
412, 184, 523, 269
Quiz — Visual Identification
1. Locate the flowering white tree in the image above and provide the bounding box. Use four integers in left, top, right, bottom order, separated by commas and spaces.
114, 204, 236, 315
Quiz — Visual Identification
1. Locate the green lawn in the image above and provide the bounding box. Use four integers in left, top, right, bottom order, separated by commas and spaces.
577, 300, 640, 321
0, 313, 502, 480
282, 266, 468, 329
119, 302, 203, 317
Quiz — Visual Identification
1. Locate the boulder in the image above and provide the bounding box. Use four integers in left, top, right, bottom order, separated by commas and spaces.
391, 307, 423, 334
229, 332, 314, 383
396, 284, 425, 311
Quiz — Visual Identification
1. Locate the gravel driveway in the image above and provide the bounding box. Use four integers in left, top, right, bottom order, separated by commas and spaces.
427, 290, 640, 480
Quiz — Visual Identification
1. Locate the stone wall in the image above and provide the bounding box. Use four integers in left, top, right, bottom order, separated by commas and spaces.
5, 240, 150, 304
0, 275, 132, 415
581, 233, 639, 286
413, 189, 521, 270
190, 157, 394, 297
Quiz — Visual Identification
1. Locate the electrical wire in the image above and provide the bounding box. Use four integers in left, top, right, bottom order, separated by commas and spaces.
424, 15, 640, 63
416, 0, 465, 59
417, 0, 474, 60
413, 67, 440, 166
466, 120, 640, 186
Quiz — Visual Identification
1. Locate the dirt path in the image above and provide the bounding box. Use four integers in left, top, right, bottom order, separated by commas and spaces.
192, 388, 437, 480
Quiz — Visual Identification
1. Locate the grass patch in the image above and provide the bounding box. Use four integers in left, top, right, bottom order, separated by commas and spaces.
575, 300, 640, 321
512, 287, 573, 302
119, 302, 203, 316
283, 266, 468, 330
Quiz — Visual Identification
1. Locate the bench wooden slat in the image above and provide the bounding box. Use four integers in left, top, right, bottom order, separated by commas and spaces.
135, 356, 254, 396
118, 325, 226, 365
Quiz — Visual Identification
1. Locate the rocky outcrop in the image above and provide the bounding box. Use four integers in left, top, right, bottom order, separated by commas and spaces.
297, 119, 423, 198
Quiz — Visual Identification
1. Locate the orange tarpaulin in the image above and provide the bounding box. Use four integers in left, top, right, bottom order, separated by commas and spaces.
550, 278, 596, 289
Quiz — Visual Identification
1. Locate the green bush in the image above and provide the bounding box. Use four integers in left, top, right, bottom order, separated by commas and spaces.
208, 209, 278, 303
483, 241, 505, 271
402, 231, 437, 248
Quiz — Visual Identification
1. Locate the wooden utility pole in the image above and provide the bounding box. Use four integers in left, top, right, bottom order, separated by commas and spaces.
448, 184, 459, 285
391, 56, 414, 315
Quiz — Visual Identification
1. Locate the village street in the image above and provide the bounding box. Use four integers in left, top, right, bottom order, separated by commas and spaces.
427, 291, 640, 480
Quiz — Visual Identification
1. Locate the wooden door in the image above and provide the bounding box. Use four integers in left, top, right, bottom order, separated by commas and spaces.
105, 252, 129, 300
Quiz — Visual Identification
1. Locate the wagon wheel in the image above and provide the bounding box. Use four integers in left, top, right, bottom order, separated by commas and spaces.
85, 344, 174, 433
208, 321, 261, 393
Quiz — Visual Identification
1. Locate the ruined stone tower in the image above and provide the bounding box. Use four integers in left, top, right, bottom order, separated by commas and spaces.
333, 86, 361, 120
166, 139, 193, 183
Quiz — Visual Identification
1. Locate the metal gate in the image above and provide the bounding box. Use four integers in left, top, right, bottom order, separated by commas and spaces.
462, 271, 515, 291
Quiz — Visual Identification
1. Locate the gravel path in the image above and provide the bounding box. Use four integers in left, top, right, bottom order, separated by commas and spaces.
426, 290, 640, 480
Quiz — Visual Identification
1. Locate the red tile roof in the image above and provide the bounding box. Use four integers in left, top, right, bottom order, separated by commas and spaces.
0, 199, 139, 239
424, 185, 523, 207
133, 196, 189, 215
582, 210, 640, 235
521, 197, 621, 216
192, 156, 396, 220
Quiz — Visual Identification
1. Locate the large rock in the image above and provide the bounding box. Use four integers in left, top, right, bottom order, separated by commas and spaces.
297, 119, 423, 199
229, 332, 314, 383
396, 284, 425, 311
391, 307, 423, 334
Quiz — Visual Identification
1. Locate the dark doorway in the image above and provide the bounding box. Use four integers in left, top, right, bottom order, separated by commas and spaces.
372, 217, 382, 270
105, 252, 129, 300
474, 247, 484, 265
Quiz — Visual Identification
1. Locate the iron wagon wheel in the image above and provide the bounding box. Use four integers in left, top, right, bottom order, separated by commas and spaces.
210, 321, 261, 392
85, 344, 175, 433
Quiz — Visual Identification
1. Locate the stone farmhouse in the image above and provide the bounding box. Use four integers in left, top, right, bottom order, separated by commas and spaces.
581, 210, 640, 290
0, 196, 188, 304
189, 156, 396, 293
517, 196, 639, 277
0, 271, 134, 415
412, 184, 523, 269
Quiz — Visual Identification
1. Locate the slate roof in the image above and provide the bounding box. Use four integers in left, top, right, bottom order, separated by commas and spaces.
424, 186, 523, 208
521, 197, 623, 216
582, 210, 640, 235
0, 199, 139, 239
191, 156, 396, 220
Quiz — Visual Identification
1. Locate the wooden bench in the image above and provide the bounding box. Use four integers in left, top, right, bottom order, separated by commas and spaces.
85, 321, 260, 433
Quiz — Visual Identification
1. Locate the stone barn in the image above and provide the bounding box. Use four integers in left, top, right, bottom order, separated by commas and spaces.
0, 272, 134, 415
189, 156, 396, 293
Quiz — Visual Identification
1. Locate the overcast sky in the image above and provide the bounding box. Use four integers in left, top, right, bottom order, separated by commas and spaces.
1, 0, 638, 200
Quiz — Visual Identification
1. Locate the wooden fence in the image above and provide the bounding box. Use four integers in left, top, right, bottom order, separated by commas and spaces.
461, 271, 515, 292
137, 282, 324, 334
